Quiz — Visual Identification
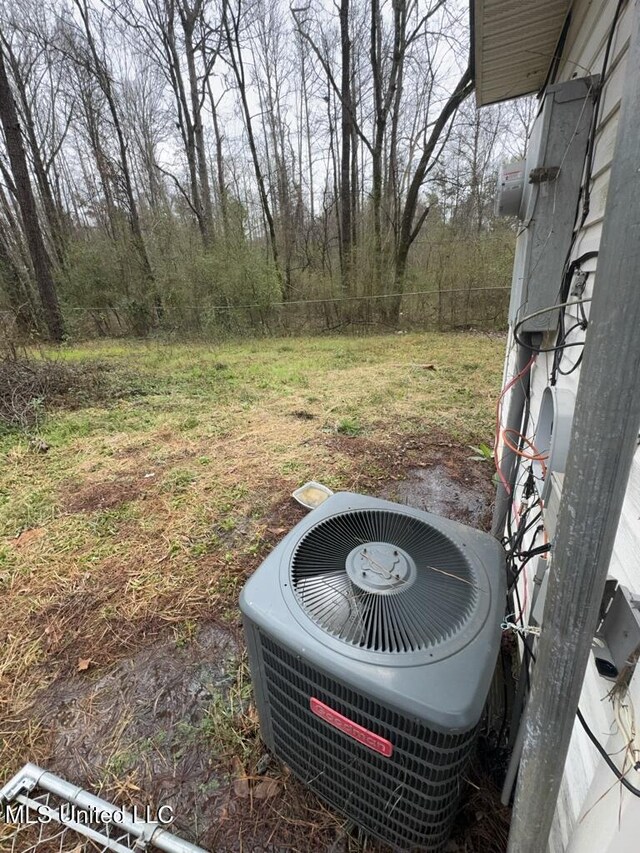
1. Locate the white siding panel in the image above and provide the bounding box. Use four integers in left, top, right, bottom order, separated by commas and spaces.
580, 169, 610, 229
590, 110, 621, 178
610, 451, 640, 589
566, 664, 640, 852
595, 42, 630, 125
559, 0, 632, 80
571, 220, 605, 258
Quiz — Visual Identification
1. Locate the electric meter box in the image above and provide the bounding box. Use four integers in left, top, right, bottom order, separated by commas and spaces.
495, 160, 526, 217
507, 76, 598, 332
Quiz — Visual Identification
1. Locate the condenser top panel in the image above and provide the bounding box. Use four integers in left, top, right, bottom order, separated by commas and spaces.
240, 493, 506, 730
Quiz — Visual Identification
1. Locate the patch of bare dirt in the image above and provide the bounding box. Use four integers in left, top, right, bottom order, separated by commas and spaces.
9, 527, 46, 549
381, 462, 493, 529
62, 475, 152, 513
324, 429, 495, 530
32, 623, 348, 852
39, 625, 239, 842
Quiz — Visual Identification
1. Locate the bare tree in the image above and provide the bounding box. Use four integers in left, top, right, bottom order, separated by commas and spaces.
394, 66, 473, 291
69, 0, 155, 291
0, 35, 64, 339
223, 0, 282, 286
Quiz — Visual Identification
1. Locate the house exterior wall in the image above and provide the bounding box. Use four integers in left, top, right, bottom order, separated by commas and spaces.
500, 1, 640, 850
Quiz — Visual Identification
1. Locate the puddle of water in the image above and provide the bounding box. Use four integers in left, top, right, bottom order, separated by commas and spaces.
381, 464, 491, 528
40, 624, 240, 845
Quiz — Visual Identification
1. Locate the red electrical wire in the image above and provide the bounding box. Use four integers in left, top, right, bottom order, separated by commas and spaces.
502, 429, 549, 470
494, 353, 537, 496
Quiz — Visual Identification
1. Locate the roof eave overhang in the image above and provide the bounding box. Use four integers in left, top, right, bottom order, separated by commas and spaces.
471, 0, 572, 107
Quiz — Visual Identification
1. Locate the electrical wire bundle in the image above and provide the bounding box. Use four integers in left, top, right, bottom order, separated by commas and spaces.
549, 252, 596, 384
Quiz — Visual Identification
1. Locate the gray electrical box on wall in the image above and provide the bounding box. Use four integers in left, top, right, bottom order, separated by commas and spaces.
507, 76, 598, 331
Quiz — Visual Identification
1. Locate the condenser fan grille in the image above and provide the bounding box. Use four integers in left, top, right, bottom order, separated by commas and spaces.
290, 509, 477, 652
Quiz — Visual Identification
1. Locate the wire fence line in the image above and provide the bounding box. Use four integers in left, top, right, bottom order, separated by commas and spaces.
61, 285, 512, 313
1, 284, 510, 340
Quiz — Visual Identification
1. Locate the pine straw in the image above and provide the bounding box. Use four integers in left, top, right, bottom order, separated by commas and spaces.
449, 766, 511, 853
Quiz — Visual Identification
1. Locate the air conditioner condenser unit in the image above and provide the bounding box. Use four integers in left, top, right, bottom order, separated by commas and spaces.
240, 493, 505, 851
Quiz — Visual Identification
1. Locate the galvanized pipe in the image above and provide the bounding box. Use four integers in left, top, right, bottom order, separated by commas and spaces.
0, 764, 206, 853
491, 331, 534, 538
507, 3, 640, 850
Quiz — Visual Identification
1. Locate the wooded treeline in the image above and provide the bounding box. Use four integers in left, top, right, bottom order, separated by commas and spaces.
0, 0, 530, 340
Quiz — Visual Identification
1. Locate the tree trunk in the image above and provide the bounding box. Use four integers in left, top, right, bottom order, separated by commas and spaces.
3, 40, 67, 267
223, 0, 282, 287
0, 40, 64, 341
394, 66, 473, 301
207, 77, 229, 238
180, 5, 214, 246
164, 5, 206, 242
339, 0, 352, 296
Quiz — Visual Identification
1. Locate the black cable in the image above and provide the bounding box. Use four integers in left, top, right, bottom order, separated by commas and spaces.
579, 0, 627, 228
578, 298, 588, 326
557, 349, 584, 377
496, 644, 510, 748
545, 10, 573, 90
506, 523, 539, 586
509, 547, 550, 594
506, 506, 543, 560
512, 580, 530, 693
514, 541, 551, 560
503, 471, 536, 580
577, 708, 640, 797
515, 612, 640, 797
516, 509, 543, 542
504, 490, 544, 594
509, 516, 542, 564
514, 321, 587, 355
551, 316, 587, 381
550, 253, 596, 383
562, 321, 587, 338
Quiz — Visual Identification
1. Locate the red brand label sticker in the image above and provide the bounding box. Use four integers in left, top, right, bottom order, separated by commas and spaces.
309, 697, 393, 757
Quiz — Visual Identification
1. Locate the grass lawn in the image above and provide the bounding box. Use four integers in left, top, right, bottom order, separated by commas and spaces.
0, 332, 506, 851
